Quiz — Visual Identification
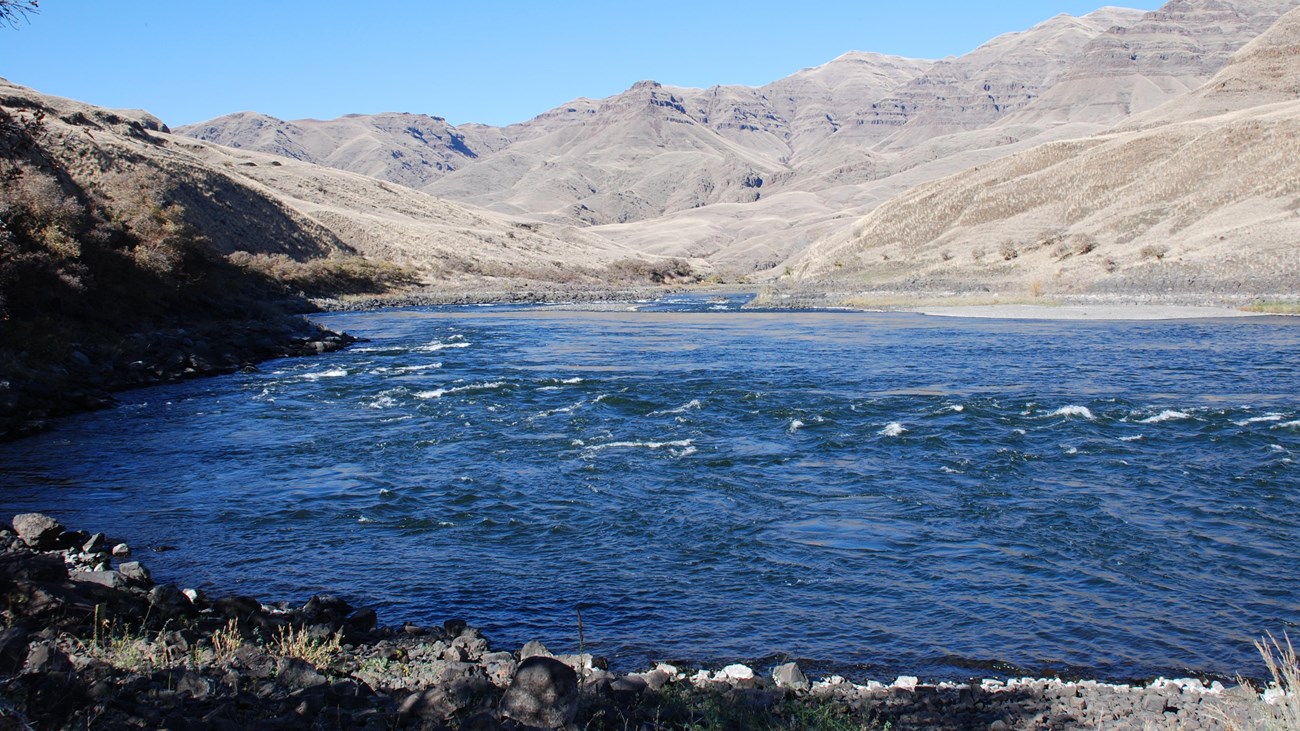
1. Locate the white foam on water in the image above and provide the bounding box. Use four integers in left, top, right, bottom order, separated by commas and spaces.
1273, 420, 1300, 430
1012, 429, 1027, 436
1235, 413, 1285, 426
1120, 435, 1145, 442
1139, 410, 1193, 424
879, 422, 907, 437
584, 439, 694, 454
650, 399, 702, 416
379, 489, 393, 496
357, 516, 375, 524
415, 339, 471, 353
538, 386, 561, 392
673, 445, 698, 458
1270, 444, 1287, 453
1049, 405, 1095, 420
946, 404, 966, 413
1064, 446, 1079, 455
370, 363, 442, 376
301, 367, 348, 381
788, 419, 805, 434
594, 394, 609, 403
561, 377, 584, 384
940, 466, 964, 474
414, 381, 507, 399
252, 388, 274, 402
536, 400, 586, 418
367, 395, 399, 410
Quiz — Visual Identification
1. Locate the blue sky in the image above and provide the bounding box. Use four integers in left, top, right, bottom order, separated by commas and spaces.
1, 1, 1160, 128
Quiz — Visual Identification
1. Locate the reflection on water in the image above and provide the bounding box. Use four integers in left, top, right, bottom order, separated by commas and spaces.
1, 296, 1298, 680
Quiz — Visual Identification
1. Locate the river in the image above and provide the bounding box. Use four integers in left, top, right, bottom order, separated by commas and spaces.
2, 294, 1297, 681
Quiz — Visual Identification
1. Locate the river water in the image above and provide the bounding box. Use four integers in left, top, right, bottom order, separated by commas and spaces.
2, 295, 1298, 681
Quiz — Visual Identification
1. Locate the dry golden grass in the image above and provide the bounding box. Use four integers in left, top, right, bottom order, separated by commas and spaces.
1222, 633, 1300, 731
210, 619, 243, 663
1242, 301, 1300, 314
270, 625, 342, 670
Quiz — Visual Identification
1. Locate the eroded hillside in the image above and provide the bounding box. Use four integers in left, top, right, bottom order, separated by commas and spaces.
177, 0, 1297, 276
785, 6, 1300, 305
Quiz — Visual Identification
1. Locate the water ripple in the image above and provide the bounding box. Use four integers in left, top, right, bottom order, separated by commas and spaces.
1, 300, 1298, 681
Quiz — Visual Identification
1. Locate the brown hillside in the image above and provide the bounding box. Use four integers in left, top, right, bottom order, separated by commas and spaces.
787, 7, 1300, 304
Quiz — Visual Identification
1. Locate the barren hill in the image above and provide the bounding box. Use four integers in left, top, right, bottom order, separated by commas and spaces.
786, 6, 1300, 305
179, 111, 510, 191
174, 0, 1297, 279
1006, 0, 1300, 129
1, 80, 641, 288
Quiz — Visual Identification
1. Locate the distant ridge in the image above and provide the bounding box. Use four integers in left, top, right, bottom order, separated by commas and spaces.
786, 5, 1300, 304
176, 0, 1299, 281
0, 80, 641, 286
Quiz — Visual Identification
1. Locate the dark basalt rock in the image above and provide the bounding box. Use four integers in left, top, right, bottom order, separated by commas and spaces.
499, 656, 579, 729
12, 512, 65, 550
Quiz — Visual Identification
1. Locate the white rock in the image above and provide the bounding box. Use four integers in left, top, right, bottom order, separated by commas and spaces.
894, 675, 919, 691
1263, 687, 1286, 705
719, 663, 754, 681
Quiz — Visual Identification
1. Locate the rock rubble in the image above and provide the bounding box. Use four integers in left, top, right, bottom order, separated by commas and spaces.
0, 512, 1288, 730
0, 322, 356, 441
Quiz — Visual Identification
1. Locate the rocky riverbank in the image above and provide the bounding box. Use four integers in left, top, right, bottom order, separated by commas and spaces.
0, 318, 355, 441
0, 513, 1290, 730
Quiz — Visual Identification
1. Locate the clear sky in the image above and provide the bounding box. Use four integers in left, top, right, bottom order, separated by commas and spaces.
1, 1, 1161, 128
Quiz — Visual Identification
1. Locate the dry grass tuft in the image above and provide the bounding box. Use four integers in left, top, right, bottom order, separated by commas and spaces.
1242, 301, 1300, 314
270, 625, 342, 670
1221, 632, 1300, 731
211, 618, 243, 663
1256, 632, 1300, 730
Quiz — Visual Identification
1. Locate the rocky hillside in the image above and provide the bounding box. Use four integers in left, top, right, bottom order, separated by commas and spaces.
177, 0, 1297, 275
785, 5, 1300, 304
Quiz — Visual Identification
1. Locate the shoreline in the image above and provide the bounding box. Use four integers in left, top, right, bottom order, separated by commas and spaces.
905, 304, 1271, 321
0, 315, 355, 442
0, 512, 1288, 730
315, 283, 1299, 322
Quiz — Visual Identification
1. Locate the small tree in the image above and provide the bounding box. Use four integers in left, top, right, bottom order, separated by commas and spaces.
0, 1, 38, 30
